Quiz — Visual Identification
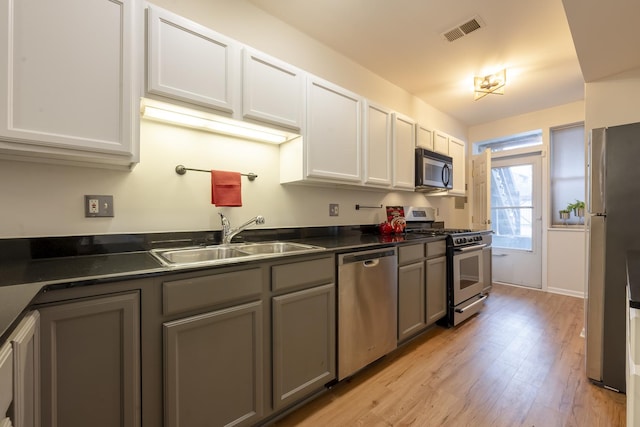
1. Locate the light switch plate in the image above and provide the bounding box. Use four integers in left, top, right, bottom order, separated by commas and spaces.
85, 195, 114, 217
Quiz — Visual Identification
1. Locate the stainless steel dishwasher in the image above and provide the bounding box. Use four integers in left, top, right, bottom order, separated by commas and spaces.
337, 247, 398, 380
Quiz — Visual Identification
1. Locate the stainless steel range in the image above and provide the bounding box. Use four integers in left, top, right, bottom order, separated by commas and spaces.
446, 230, 491, 326
401, 206, 492, 326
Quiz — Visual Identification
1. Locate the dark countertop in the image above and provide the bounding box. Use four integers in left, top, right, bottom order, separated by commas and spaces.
0, 251, 166, 341
628, 250, 640, 309
0, 228, 445, 341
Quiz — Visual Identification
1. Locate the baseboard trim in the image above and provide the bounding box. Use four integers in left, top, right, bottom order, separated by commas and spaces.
493, 282, 584, 299
547, 286, 584, 299
492, 281, 543, 291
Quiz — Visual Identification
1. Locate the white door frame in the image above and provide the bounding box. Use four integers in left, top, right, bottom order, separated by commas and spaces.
491, 153, 544, 289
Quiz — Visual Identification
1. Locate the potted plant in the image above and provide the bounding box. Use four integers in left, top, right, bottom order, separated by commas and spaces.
574, 200, 585, 218
566, 200, 585, 218
559, 209, 571, 224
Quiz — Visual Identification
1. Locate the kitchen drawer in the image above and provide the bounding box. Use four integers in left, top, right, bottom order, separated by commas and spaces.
398, 244, 425, 265
271, 256, 334, 292
426, 240, 446, 258
163, 268, 263, 316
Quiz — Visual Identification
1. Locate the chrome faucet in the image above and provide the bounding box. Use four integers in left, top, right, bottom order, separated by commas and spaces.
219, 213, 265, 244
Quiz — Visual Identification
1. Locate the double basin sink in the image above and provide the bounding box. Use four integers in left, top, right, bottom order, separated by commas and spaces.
151, 241, 326, 268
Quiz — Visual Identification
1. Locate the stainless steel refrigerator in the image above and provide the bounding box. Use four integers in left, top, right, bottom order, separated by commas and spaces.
586, 121, 640, 393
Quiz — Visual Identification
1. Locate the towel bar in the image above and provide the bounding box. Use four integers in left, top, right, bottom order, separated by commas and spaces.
175, 165, 257, 181
355, 204, 383, 210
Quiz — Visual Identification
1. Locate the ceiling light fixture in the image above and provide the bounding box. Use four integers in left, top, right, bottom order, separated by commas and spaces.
473, 68, 506, 100
140, 98, 297, 144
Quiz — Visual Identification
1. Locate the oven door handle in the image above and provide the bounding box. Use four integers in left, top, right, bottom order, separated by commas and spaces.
453, 243, 487, 253
455, 294, 488, 313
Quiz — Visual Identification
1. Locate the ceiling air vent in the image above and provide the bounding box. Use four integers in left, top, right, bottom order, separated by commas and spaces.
441, 16, 485, 42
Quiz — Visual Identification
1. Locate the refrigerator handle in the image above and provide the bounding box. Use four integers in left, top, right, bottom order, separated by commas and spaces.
589, 128, 606, 213
586, 214, 605, 382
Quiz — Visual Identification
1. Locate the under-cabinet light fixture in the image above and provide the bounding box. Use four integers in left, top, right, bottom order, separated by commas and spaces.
473, 68, 506, 100
140, 98, 296, 144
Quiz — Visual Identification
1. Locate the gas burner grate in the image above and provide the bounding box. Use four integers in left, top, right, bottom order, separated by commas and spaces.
441, 229, 473, 234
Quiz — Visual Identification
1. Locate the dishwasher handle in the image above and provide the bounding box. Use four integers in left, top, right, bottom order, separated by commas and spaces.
339, 248, 397, 265
363, 259, 379, 268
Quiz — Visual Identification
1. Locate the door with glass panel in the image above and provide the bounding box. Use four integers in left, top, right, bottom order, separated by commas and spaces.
491, 155, 542, 288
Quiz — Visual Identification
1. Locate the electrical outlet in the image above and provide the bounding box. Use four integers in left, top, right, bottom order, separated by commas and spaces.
88, 199, 99, 214
85, 195, 114, 217
329, 203, 339, 216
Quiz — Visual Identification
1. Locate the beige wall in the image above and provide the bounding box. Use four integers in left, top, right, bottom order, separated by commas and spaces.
0, 121, 455, 237
468, 101, 585, 144
547, 229, 586, 297
585, 67, 640, 130
0, 0, 468, 238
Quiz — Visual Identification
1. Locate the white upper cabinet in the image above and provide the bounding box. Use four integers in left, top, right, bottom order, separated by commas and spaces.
392, 113, 416, 190
424, 127, 467, 196
242, 48, 304, 131
0, 0, 141, 168
362, 101, 392, 187
147, 5, 240, 115
303, 76, 362, 183
147, 7, 305, 132
448, 137, 466, 196
433, 131, 449, 155
416, 124, 434, 151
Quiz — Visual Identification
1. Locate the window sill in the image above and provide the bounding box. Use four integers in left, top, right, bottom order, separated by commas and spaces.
548, 226, 585, 232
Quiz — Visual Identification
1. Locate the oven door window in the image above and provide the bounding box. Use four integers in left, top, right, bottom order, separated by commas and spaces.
453, 249, 484, 305
460, 256, 480, 289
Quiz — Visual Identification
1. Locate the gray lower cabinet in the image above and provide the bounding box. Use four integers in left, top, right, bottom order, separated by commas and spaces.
272, 283, 335, 410
159, 267, 264, 427
426, 256, 447, 325
0, 340, 12, 427
426, 240, 447, 326
1, 310, 40, 427
398, 244, 427, 342
10, 311, 40, 427
4, 248, 443, 426
398, 261, 427, 341
38, 292, 140, 427
163, 301, 263, 427
398, 240, 448, 342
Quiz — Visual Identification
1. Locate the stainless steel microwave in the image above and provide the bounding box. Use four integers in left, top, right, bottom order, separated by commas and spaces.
415, 148, 453, 192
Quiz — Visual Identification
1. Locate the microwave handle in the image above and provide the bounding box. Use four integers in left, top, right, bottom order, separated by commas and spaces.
442, 164, 451, 186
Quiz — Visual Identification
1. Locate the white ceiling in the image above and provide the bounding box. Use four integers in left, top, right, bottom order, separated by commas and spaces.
247, 0, 639, 127
561, 0, 640, 82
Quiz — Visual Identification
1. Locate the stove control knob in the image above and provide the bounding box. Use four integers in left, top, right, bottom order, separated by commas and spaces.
456, 238, 462, 244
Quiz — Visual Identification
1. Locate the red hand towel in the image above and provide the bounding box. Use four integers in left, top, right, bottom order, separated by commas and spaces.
211, 170, 242, 207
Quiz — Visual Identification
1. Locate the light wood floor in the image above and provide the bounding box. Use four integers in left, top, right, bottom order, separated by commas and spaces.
273, 283, 626, 427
